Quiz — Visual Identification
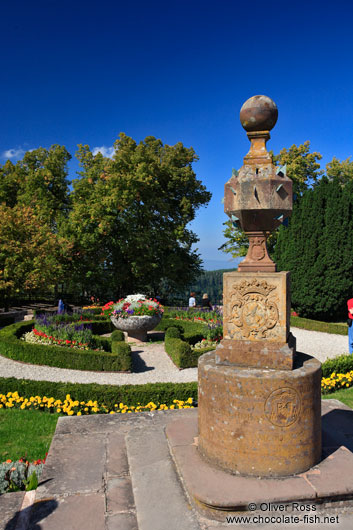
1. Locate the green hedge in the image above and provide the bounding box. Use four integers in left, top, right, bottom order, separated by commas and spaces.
0, 377, 198, 407
291, 316, 347, 335
322, 354, 353, 378
163, 324, 212, 369
90, 320, 114, 334
111, 329, 125, 342
111, 342, 132, 371
156, 317, 206, 345
0, 321, 130, 372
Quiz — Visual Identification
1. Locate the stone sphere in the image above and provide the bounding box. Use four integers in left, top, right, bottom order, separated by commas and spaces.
240, 95, 278, 132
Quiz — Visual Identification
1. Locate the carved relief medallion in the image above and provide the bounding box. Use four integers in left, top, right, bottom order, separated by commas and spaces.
264, 387, 301, 427
249, 236, 266, 261
227, 278, 279, 339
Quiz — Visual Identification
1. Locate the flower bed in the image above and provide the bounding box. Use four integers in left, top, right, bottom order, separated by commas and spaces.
321, 370, 353, 394
0, 391, 195, 416
0, 456, 46, 493
0, 321, 132, 372
0, 377, 198, 409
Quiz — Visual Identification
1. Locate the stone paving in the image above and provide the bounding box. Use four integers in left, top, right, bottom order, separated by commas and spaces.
1, 400, 353, 530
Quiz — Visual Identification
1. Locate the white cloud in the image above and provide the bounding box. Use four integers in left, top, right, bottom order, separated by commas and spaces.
92, 146, 115, 159
2, 147, 25, 159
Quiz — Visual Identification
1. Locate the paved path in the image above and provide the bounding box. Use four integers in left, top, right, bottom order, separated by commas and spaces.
0, 327, 349, 386
2, 402, 353, 530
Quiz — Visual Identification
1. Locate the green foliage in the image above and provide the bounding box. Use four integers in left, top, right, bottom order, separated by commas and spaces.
321, 354, 353, 378
110, 342, 132, 371
165, 336, 191, 366
326, 157, 353, 185
275, 177, 353, 320
321, 386, 353, 409
162, 317, 210, 368
0, 146, 72, 306
0, 136, 211, 306
90, 320, 114, 334
272, 141, 323, 195
64, 133, 211, 299
0, 377, 198, 408
165, 326, 183, 339
111, 329, 125, 342
291, 316, 347, 335
0, 321, 130, 372
0, 408, 59, 462
156, 317, 206, 344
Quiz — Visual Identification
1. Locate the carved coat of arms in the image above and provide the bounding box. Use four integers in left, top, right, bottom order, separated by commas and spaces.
225, 278, 279, 339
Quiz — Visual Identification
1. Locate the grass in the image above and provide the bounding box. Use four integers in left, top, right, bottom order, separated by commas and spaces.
322, 386, 353, 409
0, 409, 59, 462
1, 386, 352, 465
291, 315, 347, 335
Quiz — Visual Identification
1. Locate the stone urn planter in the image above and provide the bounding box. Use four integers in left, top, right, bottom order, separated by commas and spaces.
111, 314, 162, 343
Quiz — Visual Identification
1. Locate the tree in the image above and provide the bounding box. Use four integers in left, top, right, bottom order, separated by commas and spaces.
274, 177, 353, 320
220, 142, 323, 259
0, 146, 72, 308
326, 157, 353, 185
64, 133, 211, 299
0, 145, 71, 227
0, 205, 71, 308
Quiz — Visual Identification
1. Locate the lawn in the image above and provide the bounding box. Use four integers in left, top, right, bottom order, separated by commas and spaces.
322, 386, 353, 409
1, 386, 352, 464
0, 408, 59, 462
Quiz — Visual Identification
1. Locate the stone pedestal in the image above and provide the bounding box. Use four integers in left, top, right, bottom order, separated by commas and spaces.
198, 351, 322, 477
198, 270, 322, 477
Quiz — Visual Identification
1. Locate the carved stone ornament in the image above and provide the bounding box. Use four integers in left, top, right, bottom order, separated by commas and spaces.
264, 387, 301, 427
227, 278, 279, 339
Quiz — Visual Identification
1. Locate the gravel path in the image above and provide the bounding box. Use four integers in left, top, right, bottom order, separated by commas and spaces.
0, 327, 349, 386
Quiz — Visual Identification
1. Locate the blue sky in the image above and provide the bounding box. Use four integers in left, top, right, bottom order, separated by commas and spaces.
1, 0, 353, 270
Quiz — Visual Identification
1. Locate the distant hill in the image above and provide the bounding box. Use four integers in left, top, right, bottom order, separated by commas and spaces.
164, 267, 237, 306
189, 268, 237, 305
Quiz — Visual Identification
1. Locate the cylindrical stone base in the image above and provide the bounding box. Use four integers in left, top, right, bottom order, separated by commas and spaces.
198, 351, 322, 477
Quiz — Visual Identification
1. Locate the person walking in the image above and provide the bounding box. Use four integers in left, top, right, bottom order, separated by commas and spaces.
57, 299, 65, 314
347, 298, 353, 354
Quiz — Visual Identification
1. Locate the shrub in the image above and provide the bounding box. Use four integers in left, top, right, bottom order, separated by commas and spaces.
321, 354, 353, 378
156, 318, 205, 345
111, 330, 125, 342
165, 326, 182, 339
291, 316, 347, 335
0, 377, 198, 408
0, 322, 130, 372
111, 342, 132, 371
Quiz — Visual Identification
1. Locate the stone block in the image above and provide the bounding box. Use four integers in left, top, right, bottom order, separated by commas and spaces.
106, 476, 135, 514
223, 271, 291, 343
35, 433, 105, 499
215, 332, 296, 370
0, 491, 25, 530
29, 494, 105, 529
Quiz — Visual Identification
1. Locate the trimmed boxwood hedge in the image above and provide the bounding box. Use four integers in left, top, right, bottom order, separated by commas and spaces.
291, 316, 347, 335
156, 317, 206, 345
322, 354, 353, 378
111, 329, 125, 342
0, 377, 198, 408
162, 322, 214, 369
0, 321, 131, 372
